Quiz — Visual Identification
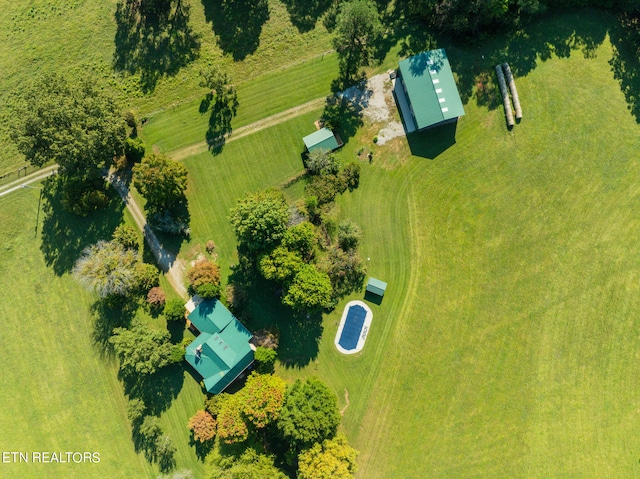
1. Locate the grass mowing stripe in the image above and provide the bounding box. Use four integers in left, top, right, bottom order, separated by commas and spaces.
140, 53, 338, 153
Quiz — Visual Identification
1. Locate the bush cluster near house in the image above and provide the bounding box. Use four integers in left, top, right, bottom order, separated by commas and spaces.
230, 152, 364, 313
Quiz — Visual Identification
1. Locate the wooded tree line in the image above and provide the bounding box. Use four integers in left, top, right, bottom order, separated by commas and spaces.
402, 0, 640, 37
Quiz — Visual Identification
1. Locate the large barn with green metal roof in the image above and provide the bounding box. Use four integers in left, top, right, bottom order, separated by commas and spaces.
394, 48, 465, 133
185, 298, 255, 394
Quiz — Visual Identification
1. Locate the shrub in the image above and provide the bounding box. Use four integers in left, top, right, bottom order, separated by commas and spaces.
169, 344, 185, 364
254, 346, 278, 374
216, 394, 248, 444
339, 162, 360, 191
127, 398, 147, 428
195, 281, 221, 300
337, 219, 362, 251
305, 175, 344, 205
156, 434, 177, 473
124, 110, 137, 129
149, 210, 191, 237
305, 195, 320, 223
205, 394, 224, 418
306, 148, 340, 175
188, 410, 217, 443
124, 137, 145, 163
187, 259, 221, 298
164, 299, 185, 322
283, 222, 316, 259
147, 287, 166, 310
112, 225, 140, 251
205, 240, 216, 253
135, 262, 160, 293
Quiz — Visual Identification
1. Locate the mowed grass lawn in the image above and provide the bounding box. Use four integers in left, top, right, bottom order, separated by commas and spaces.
174, 21, 640, 479
335, 35, 640, 478
0, 189, 206, 478
0, 189, 155, 478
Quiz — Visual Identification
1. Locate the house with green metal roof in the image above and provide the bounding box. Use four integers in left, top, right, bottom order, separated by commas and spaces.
303, 127, 343, 153
394, 49, 465, 133
185, 298, 255, 394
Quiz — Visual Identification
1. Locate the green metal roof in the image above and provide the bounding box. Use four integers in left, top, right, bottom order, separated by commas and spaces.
185, 299, 254, 394
366, 277, 387, 297
187, 299, 235, 334
303, 127, 340, 152
397, 49, 465, 130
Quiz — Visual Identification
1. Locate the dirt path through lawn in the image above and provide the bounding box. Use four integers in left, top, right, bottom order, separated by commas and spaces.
168, 97, 326, 161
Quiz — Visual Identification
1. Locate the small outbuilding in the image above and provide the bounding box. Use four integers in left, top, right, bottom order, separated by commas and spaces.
366, 277, 387, 297
303, 127, 343, 153
393, 48, 465, 133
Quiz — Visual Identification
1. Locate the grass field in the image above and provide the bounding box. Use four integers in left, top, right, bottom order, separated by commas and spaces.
0, 0, 335, 176
0, 187, 208, 478
5, 2, 640, 478
294, 25, 640, 479
165, 11, 640, 478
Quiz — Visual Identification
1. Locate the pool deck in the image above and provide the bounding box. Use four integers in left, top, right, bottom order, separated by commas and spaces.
335, 300, 373, 355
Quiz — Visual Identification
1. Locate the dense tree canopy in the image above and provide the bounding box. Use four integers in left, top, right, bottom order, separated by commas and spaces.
282, 264, 333, 312
333, 0, 383, 82
109, 323, 173, 376
277, 377, 341, 451
282, 222, 316, 260
259, 246, 304, 283
187, 258, 221, 299
297, 434, 359, 479
216, 394, 249, 444
229, 190, 290, 254
11, 72, 126, 176
132, 153, 189, 213
188, 410, 217, 443
73, 240, 139, 298
241, 372, 287, 429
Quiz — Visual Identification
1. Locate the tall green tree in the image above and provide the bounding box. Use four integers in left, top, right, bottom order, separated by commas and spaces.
132, 153, 189, 214
11, 73, 126, 213
333, 0, 383, 83
241, 372, 287, 429
283, 264, 333, 311
297, 434, 359, 479
73, 240, 139, 298
229, 190, 290, 254
259, 246, 304, 283
109, 323, 173, 376
277, 377, 341, 453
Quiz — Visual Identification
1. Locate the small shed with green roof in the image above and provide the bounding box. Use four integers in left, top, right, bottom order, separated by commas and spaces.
366, 277, 387, 297
394, 49, 465, 132
185, 298, 254, 394
303, 127, 343, 153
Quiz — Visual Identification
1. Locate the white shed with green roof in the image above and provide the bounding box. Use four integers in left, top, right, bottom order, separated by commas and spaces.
303, 127, 343, 152
366, 277, 387, 297
394, 49, 465, 132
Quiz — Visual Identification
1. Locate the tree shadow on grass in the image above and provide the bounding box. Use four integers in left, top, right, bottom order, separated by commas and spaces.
281, 0, 332, 33
91, 297, 138, 359
121, 363, 185, 416
201, 0, 270, 61
113, 0, 201, 92
321, 94, 364, 147
39, 177, 125, 276
204, 94, 239, 155
228, 258, 323, 369
609, 11, 640, 123
189, 436, 215, 461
